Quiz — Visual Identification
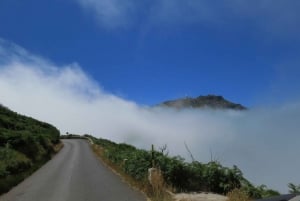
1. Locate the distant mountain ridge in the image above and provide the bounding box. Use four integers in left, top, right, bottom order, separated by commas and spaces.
159, 95, 247, 110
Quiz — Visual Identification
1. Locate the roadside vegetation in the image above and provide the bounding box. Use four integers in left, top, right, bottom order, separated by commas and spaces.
288, 183, 300, 193
86, 135, 280, 201
0, 104, 61, 194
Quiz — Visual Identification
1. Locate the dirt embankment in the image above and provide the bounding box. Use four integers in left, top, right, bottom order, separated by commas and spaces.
173, 192, 227, 201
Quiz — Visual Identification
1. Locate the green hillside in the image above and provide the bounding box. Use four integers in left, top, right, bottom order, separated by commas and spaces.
0, 104, 61, 194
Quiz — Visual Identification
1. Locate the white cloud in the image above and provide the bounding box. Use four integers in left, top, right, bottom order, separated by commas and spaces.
1, 39, 300, 192
74, 0, 300, 38
75, 0, 137, 28
150, 0, 300, 38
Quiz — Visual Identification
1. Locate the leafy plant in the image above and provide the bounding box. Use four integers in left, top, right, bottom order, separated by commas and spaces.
288, 183, 300, 193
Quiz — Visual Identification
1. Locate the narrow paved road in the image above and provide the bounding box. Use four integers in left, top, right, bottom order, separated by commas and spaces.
0, 139, 146, 201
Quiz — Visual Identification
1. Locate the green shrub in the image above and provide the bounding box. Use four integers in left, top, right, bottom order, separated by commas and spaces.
288, 183, 300, 194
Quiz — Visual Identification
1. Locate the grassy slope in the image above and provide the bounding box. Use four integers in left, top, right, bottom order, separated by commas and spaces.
0, 104, 61, 194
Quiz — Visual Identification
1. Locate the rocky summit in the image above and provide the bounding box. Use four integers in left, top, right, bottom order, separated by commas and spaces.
159, 95, 246, 110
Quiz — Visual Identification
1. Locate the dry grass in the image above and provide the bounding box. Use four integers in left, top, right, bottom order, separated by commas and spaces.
226, 189, 251, 201
145, 168, 172, 201
53, 142, 64, 153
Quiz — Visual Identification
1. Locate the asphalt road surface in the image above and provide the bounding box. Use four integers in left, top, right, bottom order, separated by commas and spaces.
0, 139, 146, 201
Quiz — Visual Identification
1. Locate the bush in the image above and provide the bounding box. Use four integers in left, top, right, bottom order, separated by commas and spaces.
288, 183, 300, 193
0, 147, 32, 176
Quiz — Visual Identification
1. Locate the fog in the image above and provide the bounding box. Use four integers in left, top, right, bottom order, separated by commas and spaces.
1, 39, 299, 193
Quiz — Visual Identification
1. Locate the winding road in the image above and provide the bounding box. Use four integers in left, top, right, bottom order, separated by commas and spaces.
0, 139, 146, 201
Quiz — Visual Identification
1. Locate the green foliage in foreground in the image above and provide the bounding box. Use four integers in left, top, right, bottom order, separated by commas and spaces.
87, 135, 280, 199
0, 104, 60, 194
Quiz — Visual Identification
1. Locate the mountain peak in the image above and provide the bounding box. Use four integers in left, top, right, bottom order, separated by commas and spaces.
159, 95, 246, 110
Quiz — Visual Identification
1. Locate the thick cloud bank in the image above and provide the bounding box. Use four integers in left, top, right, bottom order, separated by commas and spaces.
0, 39, 299, 192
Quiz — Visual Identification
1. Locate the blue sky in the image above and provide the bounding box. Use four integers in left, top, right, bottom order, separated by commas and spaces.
1, 0, 300, 106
